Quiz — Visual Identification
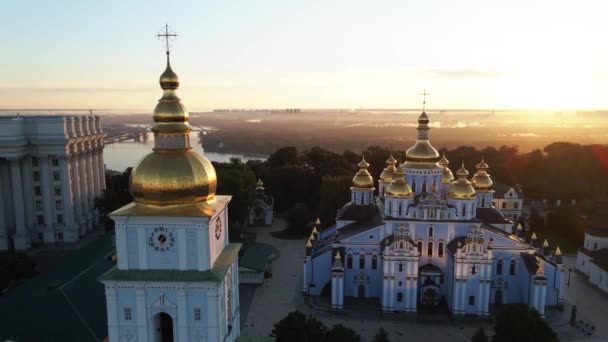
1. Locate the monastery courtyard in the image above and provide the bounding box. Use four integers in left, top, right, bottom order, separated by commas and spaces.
240, 219, 608, 342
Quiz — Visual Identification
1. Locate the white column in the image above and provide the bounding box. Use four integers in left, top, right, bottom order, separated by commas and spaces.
21, 158, 35, 230
70, 154, 84, 236
206, 291, 219, 342
177, 289, 188, 342
11, 158, 30, 249
59, 157, 76, 240
338, 274, 344, 309
78, 151, 91, 231
39, 156, 55, 243
331, 276, 337, 308
90, 146, 100, 197
135, 288, 148, 341
105, 286, 119, 342
178, 228, 187, 270
116, 226, 128, 270
137, 228, 148, 269
85, 149, 96, 227
97, 147, 106, 191
0, 165, 8, 250
381, 276, 388, 309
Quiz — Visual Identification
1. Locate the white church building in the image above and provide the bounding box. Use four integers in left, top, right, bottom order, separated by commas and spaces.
304, 112, 564, 318
99, 46, 240, 342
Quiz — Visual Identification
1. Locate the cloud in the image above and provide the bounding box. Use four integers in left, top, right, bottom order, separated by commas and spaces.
426, 68, 504, 80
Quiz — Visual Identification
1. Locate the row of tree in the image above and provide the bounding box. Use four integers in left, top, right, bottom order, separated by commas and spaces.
272, 305, 558, 342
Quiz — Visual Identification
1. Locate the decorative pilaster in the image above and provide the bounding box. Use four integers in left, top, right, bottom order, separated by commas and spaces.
39, 156, 55, 243
59, 156, 76, 241
177, 289, 189, 341
70, 154, 84, 236
105, 286, 119, 342
78, 150, 92, 231
85, 148, 96, 227
11, 158, 30, 249
97, 147, 106, 191
135, 288, 148, 341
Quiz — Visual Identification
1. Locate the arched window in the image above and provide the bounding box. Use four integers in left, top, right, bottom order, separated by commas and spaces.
438, 242, 444, 257
372, 254, 378, 270
471, 265, 477, 275
427, 242, 433, 257
417, 241, 423, 255
481, 198, 485, 207
422, 181, 427, 193
397, 292, 403, 302
496, 259, 503, 275
412, 181, 416, 192
509, 259, 516, 275
398, 263, 403, 272
428, 226, 433, 237
400, 241, 404, 249
594, 242, 598, 250
461, 206, 466, 217
347, 255, 353, 269
359, 254, 365, 269
398, 203, 402, 216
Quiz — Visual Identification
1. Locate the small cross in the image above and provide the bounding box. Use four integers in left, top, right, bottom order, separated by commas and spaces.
157, 24, 178, 53
419, 89, 430, 112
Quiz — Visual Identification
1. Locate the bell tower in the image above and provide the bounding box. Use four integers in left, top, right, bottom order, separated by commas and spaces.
99, 26, 241, 342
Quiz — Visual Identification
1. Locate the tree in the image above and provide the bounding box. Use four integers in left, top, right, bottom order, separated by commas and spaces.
271, 311, 326, 342
214, 159, 257, 235
492, 304, 558, 342
324, 324, 361, 342
372, 327, 390, 342
471, 328, 489, 342
285, 203, 311, 237
319, 175, 352, 228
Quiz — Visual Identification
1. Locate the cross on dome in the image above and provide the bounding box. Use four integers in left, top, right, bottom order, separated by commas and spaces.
157, 24, 178, 53
419, 89, 430, 112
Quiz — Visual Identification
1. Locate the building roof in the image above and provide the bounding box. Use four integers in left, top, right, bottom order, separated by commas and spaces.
336, 214, 384, 241
476, 207, 512, 224
446, 236, 467, 255
520, 252, 541, 275
336, 202, 379, 221
492, 181, 522, 198
579, 248, 608, 272
99, 243, 241, 283
239, 242, 279, 272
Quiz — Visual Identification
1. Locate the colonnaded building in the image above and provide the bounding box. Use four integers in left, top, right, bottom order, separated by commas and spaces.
303, 112, 564, 317
99, 47, 241, 342
0, 114, 105, 250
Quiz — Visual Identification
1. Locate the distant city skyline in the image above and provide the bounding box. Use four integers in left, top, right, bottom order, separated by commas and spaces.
1, 0, 607, 110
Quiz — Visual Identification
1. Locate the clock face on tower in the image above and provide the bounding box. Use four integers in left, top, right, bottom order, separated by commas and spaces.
148, 226, 175, 252
215, 218, 222, 240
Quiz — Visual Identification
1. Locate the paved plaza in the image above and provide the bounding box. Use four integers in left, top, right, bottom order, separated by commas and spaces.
240, 220, 608, 342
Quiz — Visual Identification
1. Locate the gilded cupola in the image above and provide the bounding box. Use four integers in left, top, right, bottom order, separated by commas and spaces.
385, 168, 414, 198
379, 154, 398, 182
352, 157, 374, 188
256, 178, 265, 192
448, 162, 476, 199
471, 155, 494, 190
439, 153, 454, 184
404, 112, 440, 164
129, 51, 217, 206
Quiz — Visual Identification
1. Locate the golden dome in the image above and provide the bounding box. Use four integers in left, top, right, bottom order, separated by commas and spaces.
405, 112, 440, 163
385, 169, 413, 198
448, 162, 476, 199
256, 178, 265, 191
379, 154, 398, 182
442, 167, 454, 184
130, 51, 217, 206
471, 156, 494, 190
352, 157, 374, 188
438, 153, 450, 167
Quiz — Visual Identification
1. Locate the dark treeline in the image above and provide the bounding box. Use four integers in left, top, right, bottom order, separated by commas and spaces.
99, 142, 608, 238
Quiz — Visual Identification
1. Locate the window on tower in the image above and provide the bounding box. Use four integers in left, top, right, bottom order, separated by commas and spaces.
509, 260, 516, 275
497, 260, 503, 275
398, 263, 403, 272
412, 181, 416, 192
428, 226, 433, 237
469, 296, 475, 305
438, 242, 444, 257
417, 241, 423, 256
372, 255, 378, 270
359, 255, 365, 269
124, 307, 132, 321
397, 292, 403, 302
427, 242, 433, 257
347, 255, 353, 269
194, 307, 201, 321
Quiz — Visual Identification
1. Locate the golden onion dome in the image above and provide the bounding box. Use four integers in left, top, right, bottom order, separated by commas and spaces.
130, 50, 217, 206
471, 156, 493, 190
256, 178, 265, 191
405, 112, 440, 163
448, 162, 476, 199
352, 157, 374, 188
385, 169, 413, 198
442, 167, 454, 184
130, 151, 217, 205
379, 154, 398, 182
438, 153, 450, 167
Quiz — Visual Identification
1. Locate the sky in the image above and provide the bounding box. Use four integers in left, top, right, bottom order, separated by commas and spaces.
1, 0, 607, 111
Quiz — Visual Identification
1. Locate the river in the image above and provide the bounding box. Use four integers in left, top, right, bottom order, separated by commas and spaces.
103, 132, 266, 171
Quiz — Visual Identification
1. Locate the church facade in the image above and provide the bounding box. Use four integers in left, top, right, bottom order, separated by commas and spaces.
304, 112, 563, 317
99, 45, 240, 342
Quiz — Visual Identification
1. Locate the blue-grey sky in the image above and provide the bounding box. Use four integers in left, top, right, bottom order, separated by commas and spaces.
1, 0, 606, 110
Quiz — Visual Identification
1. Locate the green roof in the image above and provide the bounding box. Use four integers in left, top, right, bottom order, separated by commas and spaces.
99, 243, 242, 283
